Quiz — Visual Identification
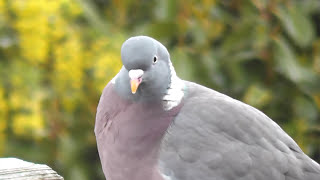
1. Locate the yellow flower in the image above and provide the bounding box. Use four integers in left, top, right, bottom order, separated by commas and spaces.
0, 0, 6, 20
9, 91, 26, 110
12, 0, 50, 64
94, 52, 121, 91
53, 32, 84, 92
12, 109, 44, 138
12, 114, 29, 136
11, 89, 45, 138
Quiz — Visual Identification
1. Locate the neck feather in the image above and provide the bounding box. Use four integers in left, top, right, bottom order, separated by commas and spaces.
162, 60, 185, 111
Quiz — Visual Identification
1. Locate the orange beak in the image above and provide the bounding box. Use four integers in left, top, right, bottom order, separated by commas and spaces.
130, 78, 141, 94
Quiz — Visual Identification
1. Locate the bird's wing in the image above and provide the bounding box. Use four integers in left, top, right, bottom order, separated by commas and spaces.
159, 81, 320, 180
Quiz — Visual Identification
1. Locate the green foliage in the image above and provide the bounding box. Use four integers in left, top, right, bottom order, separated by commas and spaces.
0, 0, 319, 179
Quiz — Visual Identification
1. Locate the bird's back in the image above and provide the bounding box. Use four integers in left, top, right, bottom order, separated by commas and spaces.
159, 81, 320, 180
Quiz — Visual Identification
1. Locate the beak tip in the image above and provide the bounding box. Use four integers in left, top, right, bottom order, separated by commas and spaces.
130, 79, 140, 94
129, 69, 144, 94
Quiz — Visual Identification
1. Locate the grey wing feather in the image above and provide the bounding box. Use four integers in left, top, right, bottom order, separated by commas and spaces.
159, 81, 320, 180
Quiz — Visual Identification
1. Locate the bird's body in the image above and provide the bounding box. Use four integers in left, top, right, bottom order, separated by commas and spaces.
95, 36, 320, 180
160, 81, 320, 180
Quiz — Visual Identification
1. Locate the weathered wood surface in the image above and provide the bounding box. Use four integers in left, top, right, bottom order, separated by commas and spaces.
0, 158, 63, 180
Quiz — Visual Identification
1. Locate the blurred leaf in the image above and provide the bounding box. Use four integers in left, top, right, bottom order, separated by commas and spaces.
293, 96, 318, 123
221, 20, 254, 56
155, 0, 177, 21
273, 37, 320, 95
75, 0, 109, 34
276, 5, 315, 48
190, 20, 208, 47
202, 52, 227, 88
296, 0, 320, 15
171, 47, 195, 82
146, 21, 179, 40
243, 84, 272, 108
219, 17, 260, 62
67, 164, 89, 180
283, 118, 309, 152
314, 95, 320, 110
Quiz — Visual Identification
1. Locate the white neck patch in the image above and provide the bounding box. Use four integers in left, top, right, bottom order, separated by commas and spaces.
162, 60, 184, 111
161, 173, 172, 180
111, 72, 118, 84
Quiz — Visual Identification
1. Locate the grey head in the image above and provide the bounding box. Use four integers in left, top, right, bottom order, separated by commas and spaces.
114, 36, 171, 102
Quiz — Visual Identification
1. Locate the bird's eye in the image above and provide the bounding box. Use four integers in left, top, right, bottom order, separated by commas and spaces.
153, 56, 158, 64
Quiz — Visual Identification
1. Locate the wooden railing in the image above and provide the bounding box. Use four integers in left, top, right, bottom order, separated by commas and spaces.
0, 158, 63, 180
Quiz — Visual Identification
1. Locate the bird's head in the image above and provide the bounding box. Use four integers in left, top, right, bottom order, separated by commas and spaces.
115, 36, 172, 102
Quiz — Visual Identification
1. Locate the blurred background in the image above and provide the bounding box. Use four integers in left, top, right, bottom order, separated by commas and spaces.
0, 0, 319, 179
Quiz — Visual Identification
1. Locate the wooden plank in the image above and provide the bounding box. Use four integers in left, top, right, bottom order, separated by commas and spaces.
0, 158, 64, 180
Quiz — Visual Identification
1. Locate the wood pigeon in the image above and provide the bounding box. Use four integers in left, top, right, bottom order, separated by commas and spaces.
95, 36, 320, 180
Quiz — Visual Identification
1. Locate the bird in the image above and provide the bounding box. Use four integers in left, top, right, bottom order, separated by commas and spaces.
94, 36, 320, 180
